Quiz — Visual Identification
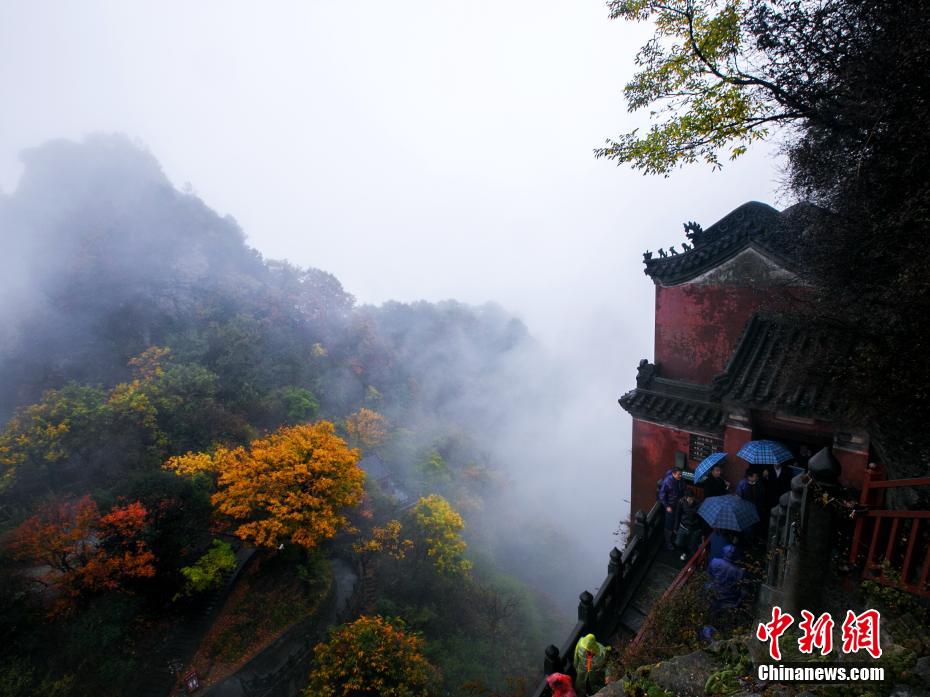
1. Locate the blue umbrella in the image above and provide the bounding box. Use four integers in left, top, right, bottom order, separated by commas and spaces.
698, 494, 759, 531
737, 440, 794, 466
693, 452, 727, 483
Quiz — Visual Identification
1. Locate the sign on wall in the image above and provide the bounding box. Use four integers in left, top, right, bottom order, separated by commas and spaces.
689, 433, 724, 462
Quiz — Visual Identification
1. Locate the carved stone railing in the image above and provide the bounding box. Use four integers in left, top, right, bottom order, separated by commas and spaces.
529, 501, 664, 697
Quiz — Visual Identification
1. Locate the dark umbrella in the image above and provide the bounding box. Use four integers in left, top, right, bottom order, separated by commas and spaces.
698, 494, 760, 531
693, 452, 727, 483
737, 440, 793, 466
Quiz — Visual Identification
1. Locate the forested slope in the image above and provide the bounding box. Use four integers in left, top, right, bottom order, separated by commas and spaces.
0, 135, 561, 695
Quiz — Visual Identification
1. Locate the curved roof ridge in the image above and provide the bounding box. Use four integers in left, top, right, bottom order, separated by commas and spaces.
641, 200, 798, 286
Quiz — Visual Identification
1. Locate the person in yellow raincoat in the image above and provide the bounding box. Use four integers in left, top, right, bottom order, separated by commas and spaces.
573, 633, 609, 695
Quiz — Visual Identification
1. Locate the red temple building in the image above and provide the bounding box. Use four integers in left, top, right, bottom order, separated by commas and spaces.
620, 201, 871, 514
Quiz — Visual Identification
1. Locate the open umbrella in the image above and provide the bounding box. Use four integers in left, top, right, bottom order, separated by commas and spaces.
698, 494, 759, 531
693, 452, 727, 483
737, 440, 793, 466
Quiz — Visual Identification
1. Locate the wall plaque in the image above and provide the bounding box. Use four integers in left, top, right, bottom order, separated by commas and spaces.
689, 433, 723, 462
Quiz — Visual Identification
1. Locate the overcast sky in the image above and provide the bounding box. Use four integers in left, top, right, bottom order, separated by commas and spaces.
0, 1, 783, 582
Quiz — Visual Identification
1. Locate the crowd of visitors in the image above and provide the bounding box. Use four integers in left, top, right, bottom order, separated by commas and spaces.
657, 456, 797, 628
548, 445, 800, 696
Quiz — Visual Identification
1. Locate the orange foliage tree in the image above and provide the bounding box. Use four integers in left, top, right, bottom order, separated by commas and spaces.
11, 495, 155, 605
344, 408, 388, 452
352, 519, 413, 580
305, 615, 440, 697
165, 422, 365, 550
352, 520, 413, 560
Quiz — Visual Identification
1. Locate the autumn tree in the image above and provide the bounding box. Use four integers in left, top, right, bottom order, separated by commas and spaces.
353, 520, 413, 560
105, 348, 170, 461
305, 615, 440, 697
344, 408, 388, 452
0, 347, 239, 498
165, 421, 365, 550
108, 346, 241, 459
408, 495, 472, 577
0, 384, 106, 496
11, 495, 155, 607
115, 469, 213, 596
353, 520, 413, 577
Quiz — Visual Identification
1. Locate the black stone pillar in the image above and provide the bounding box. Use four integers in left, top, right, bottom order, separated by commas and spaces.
578, 590, 595, 632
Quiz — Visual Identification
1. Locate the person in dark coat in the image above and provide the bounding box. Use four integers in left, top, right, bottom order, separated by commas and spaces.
762, 461, 793, 511
658, 467, 686, 550
675, 489, 702, 561
736, 468, 765, 503
736, 468, 767, 540
701, 464, 730, 498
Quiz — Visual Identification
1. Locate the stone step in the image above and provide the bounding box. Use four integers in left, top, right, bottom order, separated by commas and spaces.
618, 605, 647, 633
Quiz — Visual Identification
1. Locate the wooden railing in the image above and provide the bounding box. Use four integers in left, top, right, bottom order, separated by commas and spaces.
529, 501, 665, 697
848, 466, 930, 598
627, 535, 710, 652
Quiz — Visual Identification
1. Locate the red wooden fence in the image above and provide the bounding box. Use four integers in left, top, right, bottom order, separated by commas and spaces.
848, 465, 930, 598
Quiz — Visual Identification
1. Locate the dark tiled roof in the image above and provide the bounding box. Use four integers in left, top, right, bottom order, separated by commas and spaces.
620, 314, 854, 428
642, 201, 802, 286
712, 315, 853, 420
619, 386, 724, 432
619, 364, 724, 432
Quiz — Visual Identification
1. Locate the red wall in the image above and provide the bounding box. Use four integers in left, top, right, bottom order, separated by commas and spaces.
630, 419, 692, 515
630, 419, 757, 512
655, 284, 776, 383
722, 426, 753, 484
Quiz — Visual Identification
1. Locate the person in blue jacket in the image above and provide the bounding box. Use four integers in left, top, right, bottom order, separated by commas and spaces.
658, 466, 686, 550
708, 528, 738, 562
707, 544, 746, 622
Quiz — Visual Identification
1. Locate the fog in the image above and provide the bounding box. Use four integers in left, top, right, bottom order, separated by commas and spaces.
0, 2, 781, 615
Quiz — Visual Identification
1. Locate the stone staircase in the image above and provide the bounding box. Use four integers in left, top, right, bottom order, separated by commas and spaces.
138, 546, 256, 697
615, 546, 683, 641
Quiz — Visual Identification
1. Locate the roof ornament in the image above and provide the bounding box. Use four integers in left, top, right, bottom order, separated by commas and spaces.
668, 246, 678, 256
658, 248, 668, 258
636, 359, 657, 387
643, 250, 653, 261
684, 220, 706, 246
681, 242, 692, 251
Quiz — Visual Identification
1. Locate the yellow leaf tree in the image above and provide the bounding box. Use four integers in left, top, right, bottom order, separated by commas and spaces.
0, 384, 105, 494
165, 422, 364, 550
344, 408, 388, 452
305, 615, 440, 697
409, 495, 472, 577
352, 520, 413, 560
